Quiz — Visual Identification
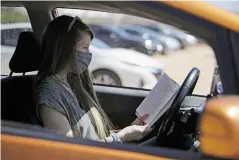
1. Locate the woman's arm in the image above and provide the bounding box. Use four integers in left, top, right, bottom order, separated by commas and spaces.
38, 104, 114, 141
38, 104, 74, 137
38, 105, 152, 142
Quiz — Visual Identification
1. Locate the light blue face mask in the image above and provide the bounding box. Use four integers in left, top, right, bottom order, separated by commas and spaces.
76, 52, 92, 73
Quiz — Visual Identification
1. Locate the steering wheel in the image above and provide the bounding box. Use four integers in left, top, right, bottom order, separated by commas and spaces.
139, 68, 200, 146
156, 68, 200, 145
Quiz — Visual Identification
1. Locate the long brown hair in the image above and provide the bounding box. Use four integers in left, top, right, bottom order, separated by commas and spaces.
38, 15, 114, 139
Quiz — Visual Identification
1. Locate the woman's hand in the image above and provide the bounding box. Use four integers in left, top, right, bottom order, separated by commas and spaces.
104, 114, 152, 142
116, 124, 153, 142
131, 114, 149, 126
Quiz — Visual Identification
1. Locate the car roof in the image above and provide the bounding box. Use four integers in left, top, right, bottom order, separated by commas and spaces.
162, 1, 239, 32
1, 23, 32, 30
2, 1, 239, 32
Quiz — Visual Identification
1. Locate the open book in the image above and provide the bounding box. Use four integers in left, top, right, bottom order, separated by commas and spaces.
136, 73, 180, 128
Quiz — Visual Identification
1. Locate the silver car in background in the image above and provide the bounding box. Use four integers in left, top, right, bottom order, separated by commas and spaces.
120, 24, 182, 53
141, 23, 199, 48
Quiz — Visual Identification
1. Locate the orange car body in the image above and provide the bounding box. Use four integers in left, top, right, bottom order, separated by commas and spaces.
2, 1, 239, 160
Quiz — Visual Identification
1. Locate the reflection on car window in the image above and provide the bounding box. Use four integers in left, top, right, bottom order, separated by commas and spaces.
56, 8, 217, 95
1, 7, 31, 76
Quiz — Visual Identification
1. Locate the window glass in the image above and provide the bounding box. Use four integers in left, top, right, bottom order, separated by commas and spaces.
91, 38, 111, 49
1, 7, 31, 75
94, 28, 111, 36
2, 28, 30, 46
124, 29, 142, 36
56, 8, 217, 95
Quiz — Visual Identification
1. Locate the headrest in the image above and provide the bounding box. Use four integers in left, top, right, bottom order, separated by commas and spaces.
9, 31, 41, 73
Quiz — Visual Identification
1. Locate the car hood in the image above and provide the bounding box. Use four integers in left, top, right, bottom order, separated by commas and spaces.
93, 47, 164, 69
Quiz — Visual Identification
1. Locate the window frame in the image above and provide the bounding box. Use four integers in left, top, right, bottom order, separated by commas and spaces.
1, 2, 239, 159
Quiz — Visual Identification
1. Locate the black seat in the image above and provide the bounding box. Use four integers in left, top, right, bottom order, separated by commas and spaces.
1, 31, 42, 125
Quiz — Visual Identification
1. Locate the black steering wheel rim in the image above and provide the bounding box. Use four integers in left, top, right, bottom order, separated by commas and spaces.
156, 68, 200, 145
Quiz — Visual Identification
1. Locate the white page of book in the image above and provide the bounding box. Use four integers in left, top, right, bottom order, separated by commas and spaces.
136, 73, 180, 127
147, 92, 178, 127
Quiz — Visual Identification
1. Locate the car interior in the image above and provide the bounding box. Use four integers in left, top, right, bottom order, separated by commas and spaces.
1, 1, 239, 158
0, 30, 207, 150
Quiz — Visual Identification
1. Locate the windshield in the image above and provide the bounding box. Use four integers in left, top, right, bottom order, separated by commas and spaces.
91, 38, 111, 49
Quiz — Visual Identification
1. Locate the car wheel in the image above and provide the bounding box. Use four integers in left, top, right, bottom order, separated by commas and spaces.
92, 69, 121, 86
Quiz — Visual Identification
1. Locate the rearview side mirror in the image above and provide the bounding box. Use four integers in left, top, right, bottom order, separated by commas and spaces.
210, 66, 223, 96
200, 96, 239, 159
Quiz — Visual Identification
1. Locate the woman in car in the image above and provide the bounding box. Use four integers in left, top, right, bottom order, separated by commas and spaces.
36, 15, 152, 143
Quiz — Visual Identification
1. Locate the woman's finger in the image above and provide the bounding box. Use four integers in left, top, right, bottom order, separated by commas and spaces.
138, 114, 149, 122
131, 114, 148, 126
142, 127, 153, 136
138, 114, 149, 125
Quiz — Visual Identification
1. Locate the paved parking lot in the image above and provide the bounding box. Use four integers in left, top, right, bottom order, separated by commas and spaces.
154, 43, 216, 95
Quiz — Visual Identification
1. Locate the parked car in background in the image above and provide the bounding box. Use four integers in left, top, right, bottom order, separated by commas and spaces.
115, 26, 166, 54
90, 25, 164, 55
1, 24, 164, 89
120, 24, 182, 53
90, 38, 164, 88
91, 37, 112, 49
141, 23, 199, 48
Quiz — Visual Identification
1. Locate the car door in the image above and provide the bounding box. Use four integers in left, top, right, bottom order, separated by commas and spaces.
95, 85, 149, 128
1, 120, 200, 160
2, 1, 239, 160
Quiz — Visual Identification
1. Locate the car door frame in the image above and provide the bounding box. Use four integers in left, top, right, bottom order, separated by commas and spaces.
1, 1, 239, 160
2, 120, 200, 160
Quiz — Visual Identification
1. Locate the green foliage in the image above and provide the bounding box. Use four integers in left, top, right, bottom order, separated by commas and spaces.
1, 11, 29, 24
